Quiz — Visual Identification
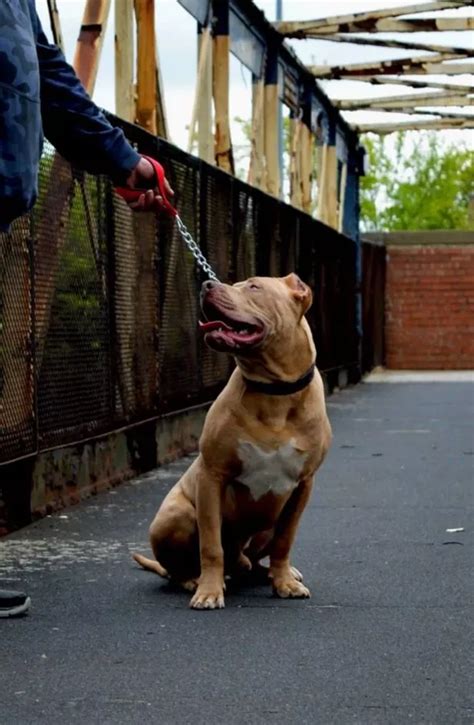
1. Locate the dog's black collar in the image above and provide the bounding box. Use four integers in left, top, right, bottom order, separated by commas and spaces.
242, 363, 316, 396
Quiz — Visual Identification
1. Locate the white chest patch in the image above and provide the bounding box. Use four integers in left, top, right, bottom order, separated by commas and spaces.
236, 440, 307, 501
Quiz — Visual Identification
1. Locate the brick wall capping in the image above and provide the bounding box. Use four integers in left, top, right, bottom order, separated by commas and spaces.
363, 230, 474, 247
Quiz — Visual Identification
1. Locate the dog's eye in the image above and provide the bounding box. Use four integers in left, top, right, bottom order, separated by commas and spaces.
248, 283, 260, 291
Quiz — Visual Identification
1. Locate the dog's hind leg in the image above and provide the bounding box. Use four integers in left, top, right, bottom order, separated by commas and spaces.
148, 485, 200, 586
245, 529, 273, 563
133, 552, 198, 592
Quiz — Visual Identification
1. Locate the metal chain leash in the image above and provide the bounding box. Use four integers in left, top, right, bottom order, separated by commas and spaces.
115, 156, 219, 282
175, 215, 220, 282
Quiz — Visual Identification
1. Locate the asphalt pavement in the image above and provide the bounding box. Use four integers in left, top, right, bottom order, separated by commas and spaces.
1, 380, 473, 725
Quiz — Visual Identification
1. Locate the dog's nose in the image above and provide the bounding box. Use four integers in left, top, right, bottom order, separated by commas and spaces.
202, 280, 218, 293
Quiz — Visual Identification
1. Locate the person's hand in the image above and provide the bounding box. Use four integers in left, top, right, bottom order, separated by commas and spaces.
125, 156, 174, 212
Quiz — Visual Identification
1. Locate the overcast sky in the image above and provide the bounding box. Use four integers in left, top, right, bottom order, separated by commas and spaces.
36, 0, 473, 153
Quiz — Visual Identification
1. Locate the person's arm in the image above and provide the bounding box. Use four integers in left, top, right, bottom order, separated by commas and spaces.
33, 9, 172, 206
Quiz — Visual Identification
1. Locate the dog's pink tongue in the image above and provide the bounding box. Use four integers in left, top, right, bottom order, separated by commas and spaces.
199, 319, 232, 332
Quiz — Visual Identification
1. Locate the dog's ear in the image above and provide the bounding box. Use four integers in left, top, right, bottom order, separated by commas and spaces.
282, 273, 312, 313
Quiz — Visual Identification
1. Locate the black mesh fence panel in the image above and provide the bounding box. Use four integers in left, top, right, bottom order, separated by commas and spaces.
111, 193, 159, 420
200, 165, 234, 392
362, 241, 385, 374
233, 189, 257, 281
0, 119, 359, 465
34, 153, 112, 447
0, 216, 35, 462
157, 149, 201, 411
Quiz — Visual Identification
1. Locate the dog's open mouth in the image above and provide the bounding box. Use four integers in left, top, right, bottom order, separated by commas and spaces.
199, 303, 266, 351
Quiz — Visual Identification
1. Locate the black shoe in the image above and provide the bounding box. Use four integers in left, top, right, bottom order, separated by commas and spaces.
0, 589, 31, 618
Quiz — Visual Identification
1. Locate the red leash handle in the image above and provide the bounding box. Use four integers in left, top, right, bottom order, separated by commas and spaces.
115, 155, 177, 217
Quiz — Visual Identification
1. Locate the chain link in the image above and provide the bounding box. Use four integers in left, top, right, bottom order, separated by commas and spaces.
175, 215, 219, 282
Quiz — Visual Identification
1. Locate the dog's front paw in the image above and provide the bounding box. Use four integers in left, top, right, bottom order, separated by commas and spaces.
190, 583, 225, 610
290, 565, 304, 582
272, 576, 311, 599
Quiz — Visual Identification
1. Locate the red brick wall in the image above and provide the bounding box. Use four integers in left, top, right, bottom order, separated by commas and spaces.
385, 245, 474, 370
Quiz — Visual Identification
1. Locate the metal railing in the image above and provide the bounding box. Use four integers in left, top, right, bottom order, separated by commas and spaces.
0, 118, 359, 465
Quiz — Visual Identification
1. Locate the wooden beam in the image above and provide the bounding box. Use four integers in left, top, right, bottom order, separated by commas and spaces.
310, 33, 473, 58
289, 118, 315, 214
248, 76, 266, 190
376, 16, 474, 33
274, 2, 464, 37
355, 117, 474, 134
134, 0, 167, 137
154, 32, 168, 138
115, 0, 135, 122
335, 92, 472, 110
212, 6, 234, 174
69, 0, 110, 95
345, 77, 474, 94
213, 34, 234, 173
406, 109, 474, 119
309, 52, 468, 79
73, 0, 111, 93
326, 147, 338, 230
278, 16, 474, 35
264, 83, 280, 198
418, 62, 474, 76
338, 162, 348, 234
300, 122, 314, 214
353, 107, 474, 118
289, 116, 303, 210
135, 0, 157, 134
197, 26, 214, 164
315, 144, 324, 193
316, 145, 338, 229
46, 0, 64, 49
188, 25, 213, 158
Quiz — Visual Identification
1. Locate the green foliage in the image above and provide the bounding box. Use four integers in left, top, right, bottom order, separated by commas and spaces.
360, 132, 474, 232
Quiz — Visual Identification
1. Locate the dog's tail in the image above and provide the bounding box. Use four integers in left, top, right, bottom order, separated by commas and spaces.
132, 552, 168, 579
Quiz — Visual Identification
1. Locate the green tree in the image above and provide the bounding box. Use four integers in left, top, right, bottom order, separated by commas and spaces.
360, 131, 474, 232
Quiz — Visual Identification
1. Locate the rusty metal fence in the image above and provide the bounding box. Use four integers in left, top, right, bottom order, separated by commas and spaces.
0, 118, 359, 466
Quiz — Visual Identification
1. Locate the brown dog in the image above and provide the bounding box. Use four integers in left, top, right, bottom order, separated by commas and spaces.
133, 273, 332, 609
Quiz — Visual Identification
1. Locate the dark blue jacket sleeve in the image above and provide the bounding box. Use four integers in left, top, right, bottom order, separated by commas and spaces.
34, 12, 140, 183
